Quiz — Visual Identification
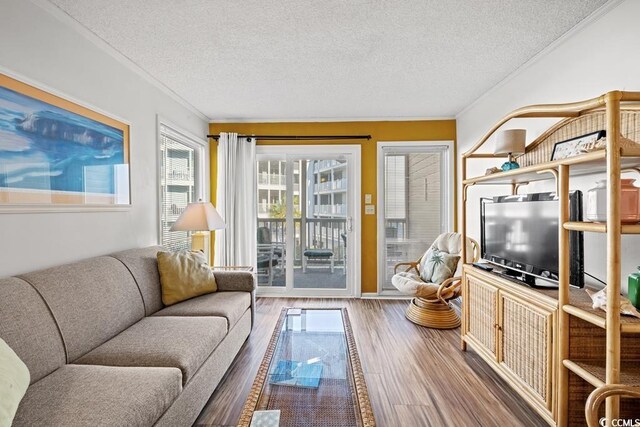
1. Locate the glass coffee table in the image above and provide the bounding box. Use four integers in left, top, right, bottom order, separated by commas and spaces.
237, 308, 375, 427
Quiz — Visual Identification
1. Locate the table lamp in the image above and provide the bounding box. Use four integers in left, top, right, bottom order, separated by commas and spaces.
495, 129, 526, 171
170, 200, 225, 264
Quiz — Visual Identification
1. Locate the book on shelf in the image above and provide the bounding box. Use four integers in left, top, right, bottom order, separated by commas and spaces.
269, 360, 323, 389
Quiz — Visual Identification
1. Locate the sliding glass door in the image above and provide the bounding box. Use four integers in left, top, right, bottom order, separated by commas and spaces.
377, 142, 454, 292
256, 146, 360, 297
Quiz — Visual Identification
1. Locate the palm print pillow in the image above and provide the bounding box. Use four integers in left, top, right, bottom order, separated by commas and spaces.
419, 247, 460, 284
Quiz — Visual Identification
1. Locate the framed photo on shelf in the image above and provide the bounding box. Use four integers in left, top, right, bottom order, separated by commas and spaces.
550, 130, 606, 161
0, 72, 130, 211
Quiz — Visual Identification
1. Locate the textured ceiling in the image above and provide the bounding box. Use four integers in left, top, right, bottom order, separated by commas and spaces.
47, 0, 608, 121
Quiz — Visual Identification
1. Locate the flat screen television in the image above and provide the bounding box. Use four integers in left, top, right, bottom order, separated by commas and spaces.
480, 192, 584, 288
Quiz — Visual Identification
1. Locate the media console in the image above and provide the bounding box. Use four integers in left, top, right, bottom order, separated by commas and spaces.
461, 265, 640, 426
461, 265, 557, 425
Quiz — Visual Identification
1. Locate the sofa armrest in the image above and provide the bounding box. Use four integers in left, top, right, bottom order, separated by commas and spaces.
213, 271, 256, 292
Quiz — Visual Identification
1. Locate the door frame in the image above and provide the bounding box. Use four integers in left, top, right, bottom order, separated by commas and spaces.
255, 144, 361, 298
376, 141, 455, 295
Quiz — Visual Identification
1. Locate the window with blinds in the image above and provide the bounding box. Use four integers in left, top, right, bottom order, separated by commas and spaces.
159, 124, 202, 250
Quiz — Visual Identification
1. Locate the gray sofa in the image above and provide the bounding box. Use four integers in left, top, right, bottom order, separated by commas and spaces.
0, 246, 256, 427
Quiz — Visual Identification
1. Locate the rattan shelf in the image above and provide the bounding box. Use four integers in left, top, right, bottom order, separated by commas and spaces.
463, 150, 640, 186
461, 91, 640, 426
562, 301, 640, 334
562, 221, 640, 234
563, 359, 640, 388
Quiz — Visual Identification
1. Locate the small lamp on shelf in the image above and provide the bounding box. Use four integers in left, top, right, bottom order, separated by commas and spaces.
495, 129, 526, 171
170, 199, 225, 264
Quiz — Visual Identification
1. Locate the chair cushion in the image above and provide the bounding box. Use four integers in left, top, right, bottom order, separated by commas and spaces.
431, 232, 463, 254
74, 316, 226, 385
418, 248, 460, 284
0, 338, 30, 427
431, 232, 476, 275
157, 250, 217, 306
303, 249, 333, 258
153, 291, 250, 329
391, 272, 439, 299
12, 365, 181, 427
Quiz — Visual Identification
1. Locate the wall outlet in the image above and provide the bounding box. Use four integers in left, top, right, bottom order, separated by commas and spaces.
364, 194, 372, 204
365, 205, 375, 215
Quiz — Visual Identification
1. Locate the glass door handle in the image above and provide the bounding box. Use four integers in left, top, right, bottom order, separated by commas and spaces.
347, 216, 353, 232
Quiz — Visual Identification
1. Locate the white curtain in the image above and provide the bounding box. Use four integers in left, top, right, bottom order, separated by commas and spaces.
214, 132, 256, 267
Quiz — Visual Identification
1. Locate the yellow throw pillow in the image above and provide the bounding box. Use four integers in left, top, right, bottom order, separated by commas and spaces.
0, 338, 30, 427
157, 250, 217, 306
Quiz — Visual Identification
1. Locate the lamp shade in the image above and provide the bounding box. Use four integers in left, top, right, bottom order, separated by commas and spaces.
495, 129, 526, 154
170, 201, 225, 232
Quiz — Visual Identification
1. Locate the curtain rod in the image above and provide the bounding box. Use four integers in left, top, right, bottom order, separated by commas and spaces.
206, 134, 372, 141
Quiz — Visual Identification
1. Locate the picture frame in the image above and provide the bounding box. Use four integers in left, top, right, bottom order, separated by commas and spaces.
550, 130, 606, 161
0, 71, 131, 211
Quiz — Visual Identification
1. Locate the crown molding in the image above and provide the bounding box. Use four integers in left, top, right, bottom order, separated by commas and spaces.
210, 115, 455, 124
455, 0, 626, 119
32, 0, 210, 122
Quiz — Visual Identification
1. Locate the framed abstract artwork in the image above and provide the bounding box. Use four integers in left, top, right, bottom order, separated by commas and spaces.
0, 72, 130, 211
550, 130, 606, 161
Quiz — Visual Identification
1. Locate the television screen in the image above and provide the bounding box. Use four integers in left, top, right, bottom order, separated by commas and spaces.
481, 192, 583, 287
483, 199, 559, 274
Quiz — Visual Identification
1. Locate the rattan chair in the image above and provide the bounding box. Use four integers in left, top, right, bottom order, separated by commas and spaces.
392, 232, 480, 329
585, 385, 640, 427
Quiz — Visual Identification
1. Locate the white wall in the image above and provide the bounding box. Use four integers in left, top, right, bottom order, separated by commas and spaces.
0, 0, 209, 277
456, 0, 640, 292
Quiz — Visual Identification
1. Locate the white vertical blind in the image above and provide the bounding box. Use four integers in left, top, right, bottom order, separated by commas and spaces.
159, 124, 200, 250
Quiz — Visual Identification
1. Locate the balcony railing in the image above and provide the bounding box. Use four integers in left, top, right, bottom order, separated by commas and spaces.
258, 173, 285, 186
316, 179, 346, 192
257, 217, 347, 266
384, 218, 407, 239
313, 160, 346, 172
313, 204, 346, 216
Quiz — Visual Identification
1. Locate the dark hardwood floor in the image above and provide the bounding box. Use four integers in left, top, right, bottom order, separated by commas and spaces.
195, 298, 547, 427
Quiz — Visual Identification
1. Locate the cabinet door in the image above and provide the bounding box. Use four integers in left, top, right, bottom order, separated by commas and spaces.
500, 293, 554, 410
466, 276, 499, 359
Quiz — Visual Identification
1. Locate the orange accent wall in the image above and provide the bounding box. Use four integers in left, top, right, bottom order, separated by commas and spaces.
209, 120, 457, 294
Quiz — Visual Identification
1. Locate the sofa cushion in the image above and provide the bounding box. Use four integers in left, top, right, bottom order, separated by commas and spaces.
0, 338, 30, 427
18, 256, 145, 362
74, 316, 227, 385
154, 309, 253, 427
12, 365, 181, 427
20, 257, 144, 362
109, 246, 165, 315
0, 278, 66, 383
153, 291, 251, 329
157, 250, 217, 306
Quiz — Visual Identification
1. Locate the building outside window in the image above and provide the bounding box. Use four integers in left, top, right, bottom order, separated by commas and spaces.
256, 159, 348, 269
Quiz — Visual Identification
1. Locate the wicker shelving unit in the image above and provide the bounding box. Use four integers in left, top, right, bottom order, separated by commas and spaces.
460, 91, 640, 426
